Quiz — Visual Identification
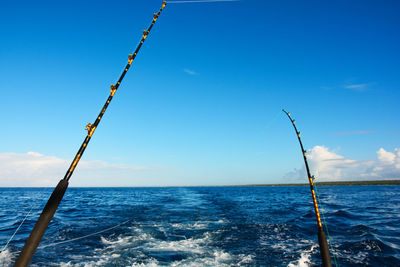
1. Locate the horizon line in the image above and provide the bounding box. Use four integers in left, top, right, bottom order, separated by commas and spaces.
1, 179, 399, 188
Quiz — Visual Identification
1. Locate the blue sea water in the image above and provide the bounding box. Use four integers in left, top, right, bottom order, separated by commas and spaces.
0, 185, 399, 266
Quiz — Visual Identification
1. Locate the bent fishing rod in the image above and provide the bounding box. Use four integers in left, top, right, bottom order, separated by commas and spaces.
282, 109, 332, 267
14, 2, 167, 266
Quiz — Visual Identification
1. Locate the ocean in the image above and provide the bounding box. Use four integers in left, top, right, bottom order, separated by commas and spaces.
0, 185, 399, 266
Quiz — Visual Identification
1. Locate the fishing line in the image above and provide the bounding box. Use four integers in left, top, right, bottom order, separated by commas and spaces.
15, 2, 167, 265
313, 184, 339, 267
264, 110, 282, 132
282, 109, 332, 267
1, 206, 34, 253
38, 220, 130, 249
168, 0, 238, 4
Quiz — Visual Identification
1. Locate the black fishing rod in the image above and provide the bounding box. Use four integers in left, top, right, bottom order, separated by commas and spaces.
14, 2, 167, 266
282, 109, 332, 267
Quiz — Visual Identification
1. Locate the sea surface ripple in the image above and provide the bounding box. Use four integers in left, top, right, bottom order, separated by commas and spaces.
0, 185, 399, 266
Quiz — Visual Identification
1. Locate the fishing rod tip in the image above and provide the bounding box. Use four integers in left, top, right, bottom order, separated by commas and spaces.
282, 109, 290, 116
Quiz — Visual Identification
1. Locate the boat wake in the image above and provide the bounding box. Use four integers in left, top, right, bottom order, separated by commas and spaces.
1, 186, 399, 266
57, 222, 255, 267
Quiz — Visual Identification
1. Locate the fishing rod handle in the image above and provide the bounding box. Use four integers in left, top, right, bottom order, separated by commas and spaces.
14, 179, 69, 267
282, 109, 332, 266
14, 2, 167, 265
318, 227, 332, 267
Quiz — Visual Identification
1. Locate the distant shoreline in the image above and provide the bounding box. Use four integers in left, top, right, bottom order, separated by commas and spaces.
235, 179, 400, 187
1, 180, 400, 188
171, 180, 400, 187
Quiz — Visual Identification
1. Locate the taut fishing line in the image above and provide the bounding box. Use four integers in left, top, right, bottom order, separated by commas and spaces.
38, 220, 130, 249
264, 110, 282, 132
314, 184, 339, 267
14, 2, 167, 265
1, 206, 34, 253
282, 109, 332, 267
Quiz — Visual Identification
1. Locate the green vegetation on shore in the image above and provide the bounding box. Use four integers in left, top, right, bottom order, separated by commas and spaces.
242, 179, 400, 187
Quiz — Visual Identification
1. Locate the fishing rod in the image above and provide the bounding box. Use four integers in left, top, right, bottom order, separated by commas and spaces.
14, 2, 167, 266
282, 109, 332, 267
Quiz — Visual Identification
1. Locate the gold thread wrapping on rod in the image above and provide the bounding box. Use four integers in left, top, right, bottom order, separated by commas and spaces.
111, 84, 117, 96
312, 189, 323, 228
85, 123, 96, 137
143, 30, 149, 40
88, 126, 96, 137
85, 123, 93, 132
69, 154, 81, 172
13, 3, 168, 265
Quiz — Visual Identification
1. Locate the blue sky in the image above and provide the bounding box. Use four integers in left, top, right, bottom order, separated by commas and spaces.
1, 0, 399, 186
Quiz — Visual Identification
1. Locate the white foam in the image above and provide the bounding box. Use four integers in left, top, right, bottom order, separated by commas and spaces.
192, 222, 207, 229
0, 249, 13, 267
237, 254, 254, 265
59, 262, 74, 267
170, 220, 224, 231
271, 243, 287, 250
131, 259, 159, 267
144, 232, 210, 254
60, 257, 109, 267
166, 250, 234, 267
100, 235, 134, 246
53, 225, 254, 267
101, 228, 154, 247
213, 251, 232, 261
287, 245, 317, 267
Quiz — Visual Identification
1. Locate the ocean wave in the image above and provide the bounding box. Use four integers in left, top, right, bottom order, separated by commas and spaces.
1, 186, 399, 266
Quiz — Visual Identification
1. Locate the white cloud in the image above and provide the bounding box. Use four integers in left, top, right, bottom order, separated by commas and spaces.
284, 146, 400, 182
371, 148, 400, 178
344, 83, 369, 91
307, 146, 360, 180
377, 148, 397, 165
183, 68, 198, 75
0, 152, 146, 187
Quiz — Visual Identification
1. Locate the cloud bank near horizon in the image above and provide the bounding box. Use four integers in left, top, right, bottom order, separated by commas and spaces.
1, 148, 399, 187
0, 152, 147, 187
285, 146, 400, 182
